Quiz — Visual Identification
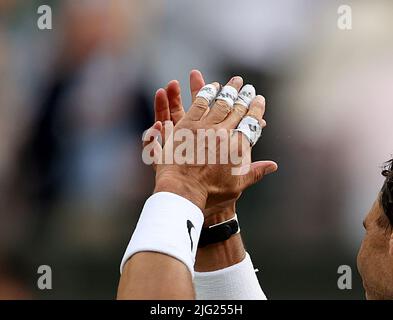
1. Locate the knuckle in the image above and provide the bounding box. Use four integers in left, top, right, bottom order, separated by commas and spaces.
214, 100, 231, 113
193, 98, 209, 111
247, 110, 263, 123
232, 105, 247, 118
254, 168, 264, 182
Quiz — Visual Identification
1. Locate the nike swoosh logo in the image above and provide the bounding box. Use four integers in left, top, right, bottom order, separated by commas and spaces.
187, 220, 195, 252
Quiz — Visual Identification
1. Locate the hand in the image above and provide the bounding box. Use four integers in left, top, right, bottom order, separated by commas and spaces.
145, 72, 278, 214
143, 71, 233, 224
142, 70, 204, 171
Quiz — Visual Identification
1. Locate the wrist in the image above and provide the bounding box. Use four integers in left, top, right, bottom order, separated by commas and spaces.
203, 202, 236, 227
195, 233, 246, 272
154, 173, 208, 211
195, 205, 246, 272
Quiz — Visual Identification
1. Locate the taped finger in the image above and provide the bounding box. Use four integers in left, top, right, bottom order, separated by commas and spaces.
234, 116, 263, 147
223, 84, 256, 128
186, 82, 219, 121
204, 76, 243, 124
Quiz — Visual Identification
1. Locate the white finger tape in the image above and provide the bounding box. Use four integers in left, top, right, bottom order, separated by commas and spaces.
235, 116, 262, 146
235, 84, 256, 108
196, 84, 219, 105
216, 85, 238, 108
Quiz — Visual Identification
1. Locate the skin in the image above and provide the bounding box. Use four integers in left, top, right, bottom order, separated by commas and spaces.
357, 195, 393, 299
145, 70, 266, 271
117, 70, 277, 299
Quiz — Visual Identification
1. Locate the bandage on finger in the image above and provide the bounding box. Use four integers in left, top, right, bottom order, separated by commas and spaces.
223, 84, 256, 128
215, 85, 239, 108
187, 82, 219, 121
205, 76, 243, 124
196, 83, 219, 105
234, 116, 263, 147
235, 84, 256, 109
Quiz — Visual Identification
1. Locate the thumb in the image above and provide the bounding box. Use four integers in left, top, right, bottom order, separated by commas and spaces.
242, 160, 278, 188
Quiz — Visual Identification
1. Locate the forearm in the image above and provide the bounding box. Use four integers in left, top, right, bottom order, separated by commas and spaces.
117, 192, 205, 300
195, 234, 245, 272
118, 252, 194, 299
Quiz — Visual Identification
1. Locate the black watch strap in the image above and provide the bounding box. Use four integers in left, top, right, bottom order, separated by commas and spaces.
198, 215, 240, 248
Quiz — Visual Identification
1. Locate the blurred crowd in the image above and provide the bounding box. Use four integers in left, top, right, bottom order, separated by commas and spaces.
0, 0, 393, 299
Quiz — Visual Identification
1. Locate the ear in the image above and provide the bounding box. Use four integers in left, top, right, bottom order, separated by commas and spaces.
389, 232, 393, 256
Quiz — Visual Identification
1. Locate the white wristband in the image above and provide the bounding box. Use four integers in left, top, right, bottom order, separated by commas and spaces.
194, 253, 267, 300
120, 192, 204, 277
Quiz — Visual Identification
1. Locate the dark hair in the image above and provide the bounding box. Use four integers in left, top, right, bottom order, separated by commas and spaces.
381, 159, 393, 226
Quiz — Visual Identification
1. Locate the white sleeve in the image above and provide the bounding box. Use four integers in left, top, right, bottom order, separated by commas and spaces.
194, 253, 267, 300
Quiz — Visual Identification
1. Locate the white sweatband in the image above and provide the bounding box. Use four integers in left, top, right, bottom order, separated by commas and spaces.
235, 84, 256, 108
120, 192, 204, 277
235, 116, 262, 147
216, 85, 238, 108
196, 84, 219, 105
194, 253, 267, 300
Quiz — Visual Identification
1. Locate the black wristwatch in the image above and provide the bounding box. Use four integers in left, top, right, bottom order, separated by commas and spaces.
198, 215, 240, 248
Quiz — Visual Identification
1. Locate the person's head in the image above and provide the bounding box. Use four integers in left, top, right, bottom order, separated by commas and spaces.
358, 159, 393, 299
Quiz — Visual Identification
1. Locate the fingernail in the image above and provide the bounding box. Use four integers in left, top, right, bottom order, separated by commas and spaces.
230, 76, 243, 83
